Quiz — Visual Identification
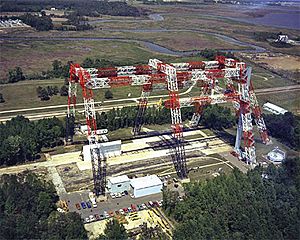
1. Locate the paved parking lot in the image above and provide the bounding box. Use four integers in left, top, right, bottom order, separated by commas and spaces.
61, 191, 162, 220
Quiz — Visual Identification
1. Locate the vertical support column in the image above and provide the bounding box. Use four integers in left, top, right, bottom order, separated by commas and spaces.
78, 67, 106, 196
235, 67, 256, 165
66, 64, 78, 142
90, 144, 106, 196
249, 82, 271, 145
133, 81, 153, 136
162, 63, 188, 179
190, 75, 213, 127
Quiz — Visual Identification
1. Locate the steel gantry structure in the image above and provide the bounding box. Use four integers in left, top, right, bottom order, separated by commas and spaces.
66, 56, 271, 196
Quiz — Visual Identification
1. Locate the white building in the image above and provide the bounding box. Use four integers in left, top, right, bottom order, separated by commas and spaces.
276, 35, 289, 43
107, 175, 131, 194
130, 175, 163, 198
82, 140, 121, 161
263, 102, 288, 115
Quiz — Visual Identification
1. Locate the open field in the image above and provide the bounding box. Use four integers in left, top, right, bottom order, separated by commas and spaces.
0, 40, 164, 78
254, 54, 300, 71
1, 3, 299, 77
257, 90, 300, 114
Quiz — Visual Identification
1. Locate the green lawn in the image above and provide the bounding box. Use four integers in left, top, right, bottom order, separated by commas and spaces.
257, 90, 300, 114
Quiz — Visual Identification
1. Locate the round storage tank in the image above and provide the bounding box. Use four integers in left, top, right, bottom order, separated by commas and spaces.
267, 147, 285, 163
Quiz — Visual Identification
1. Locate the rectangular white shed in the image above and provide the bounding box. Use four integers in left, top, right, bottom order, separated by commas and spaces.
130, 175, 162, 198
107, 175, 131, 194
82, 140, 121, 162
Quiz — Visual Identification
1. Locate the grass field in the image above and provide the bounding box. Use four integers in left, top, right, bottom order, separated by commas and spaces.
250, 65, 296, 89
0, 40, 167, 79
257, 90, 300, 114
0, 79, 144, 111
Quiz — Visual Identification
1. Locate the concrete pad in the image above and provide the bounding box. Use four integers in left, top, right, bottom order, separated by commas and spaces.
77, 160, 93, 171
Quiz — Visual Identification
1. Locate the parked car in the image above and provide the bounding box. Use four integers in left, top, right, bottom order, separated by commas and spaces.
123, 208, 128, 213
124, 190, 128, 195
75, 203, 81, 210
89, 215, 96, 222
103, 211, 110, 218
86, 201, 92, 208
81, 202, 87, 209
148, 201, 154, 207
131, 204, 137, 212
116, 193, 122, 198
128, 207, 132, 213
115, 210, 120, 215
141, 203, 147, 209
95, 214, 100, 221
85, 217, 90, 223
99, 214, 105, 220
153, 201, 159, 207
119, 209, 125, 215
108, 211, 114, 217
121, 192, 126, 196
158, 200, 163, 207
110, 193, 116, 199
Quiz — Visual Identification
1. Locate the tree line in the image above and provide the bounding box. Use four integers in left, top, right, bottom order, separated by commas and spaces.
96, 105, 235, 132
1, 0, 141, 17
163, 157, 300, 240
0, 172, 87, 239
0, 116, 64, 166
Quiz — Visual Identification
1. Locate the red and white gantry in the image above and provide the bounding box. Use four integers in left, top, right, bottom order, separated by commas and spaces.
66, 56, 271, 196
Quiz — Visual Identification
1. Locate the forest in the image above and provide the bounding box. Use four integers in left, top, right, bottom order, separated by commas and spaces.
0, 0, 141, 17
163, 157, 300, 240
0, 172, 87, 239
264, 112, 300, 150
0, 116, 64, 166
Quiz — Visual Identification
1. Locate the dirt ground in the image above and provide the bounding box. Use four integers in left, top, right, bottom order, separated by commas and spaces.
84, 209, 172, 240
254, 54, 300, 71
241, 53, 300, 71
56, 163, 93, 192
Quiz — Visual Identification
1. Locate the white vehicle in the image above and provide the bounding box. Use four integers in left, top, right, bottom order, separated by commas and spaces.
89, 215, 96, 222
85, 217, 90, 223
141, 203, 146, 209
116, 193, 122, 198
119, 209, 125, 215
57, 207, 65, 213
110, 193, 116, 199
89, 192, 97, 208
